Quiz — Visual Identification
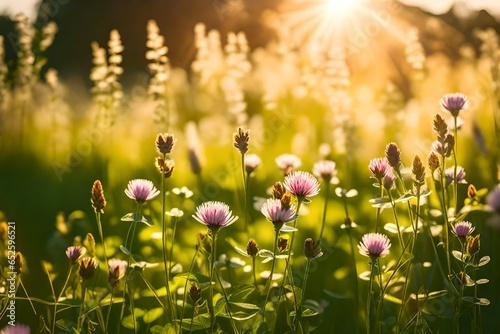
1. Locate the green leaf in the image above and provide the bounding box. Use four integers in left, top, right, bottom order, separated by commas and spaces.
121, 314, 140, 330
475, 278, 489, 285
384, 294, 402, 305
229, 284, 256, 302
452, 250, 465, 262
258, 249, 274, 258
119, 245, 131, 256
395, 193, 416, 203
230, 302, 261, 310
179, 314, 210, 330
477, 256, 490, 267
426, 290, 448, 299
56, 318, 76, 331
301, 308, 319, 317
143, 307, 164, 324
476, 298, 490, 306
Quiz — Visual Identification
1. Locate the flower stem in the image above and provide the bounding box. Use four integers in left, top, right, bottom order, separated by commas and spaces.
318, 182, 330, 243
388, 191, 404, 248
180, 248, 199, 330
264, 229, 280, 306
105, 287, 115, 333
375, 183, 384, 233
209, 232, 218, 334
347, 228, 359, 334
95, 212, 109, 271
295, 259, 311, 331
52, 265, 73, 334
367, 261, 375, 334
453, 117, 459, 214
77, 281, 87, 332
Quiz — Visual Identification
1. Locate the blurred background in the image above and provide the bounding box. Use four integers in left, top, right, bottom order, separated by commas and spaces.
0, 0, 499, 331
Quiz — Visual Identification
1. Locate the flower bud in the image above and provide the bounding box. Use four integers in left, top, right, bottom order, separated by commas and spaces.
91, 180, 107, 214
189, 283, 202, 303
246, 239, 259, 257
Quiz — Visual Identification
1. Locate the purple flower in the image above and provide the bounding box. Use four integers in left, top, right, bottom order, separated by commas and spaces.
444, 166, 467, 187
125, 179, 160, 204
440, 93, 469, 117
65, 246, 86, 265
383, 170, 396, 190
313, 160, 339, 184
193, 201, 238, 229
0, 324, 31, 334
358, 233, 391, 259
487, 185, 500, 214
451, 221, 475, 242
276, 154, 301, 175
108, 259, 128, 287
284, 171, 320, 199
261, 198, 297, 228
369, 158, 390, 180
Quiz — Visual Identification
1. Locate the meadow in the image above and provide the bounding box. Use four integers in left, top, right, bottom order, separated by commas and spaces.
0, 2, 500, 333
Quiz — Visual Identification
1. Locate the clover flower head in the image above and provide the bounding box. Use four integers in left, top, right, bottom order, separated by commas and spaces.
276, 154, 302, 175
108, 259, 128, 287
369, 158, 390, 180
451, 221, 475, 241
125, 179, 160, 204
261, 198, 297, 227
440, 92, 469, 117
284, 171, 320, 199
358, 233, 391, 259
444, 166, 467, 187
313, 160, 339, 184
486, 185, 500, 214
245, 153, 262, 174
79, 257, 98, 280
385, 142, 401, 169
0, 323, 31, 334
383, 169, 396, 190
193, 201, 238, 229
66, 246, 86, 265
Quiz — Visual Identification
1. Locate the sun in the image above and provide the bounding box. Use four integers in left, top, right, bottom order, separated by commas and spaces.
324, 0, 357, 17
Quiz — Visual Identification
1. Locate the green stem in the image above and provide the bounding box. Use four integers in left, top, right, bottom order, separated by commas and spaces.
241, 153, 248, 232
105, 287, 115, 333
375, 182, 384, 233
374, 259, 383, 334
367, 261, 375, 334
252, 256, 257, 286
209, 231, 219, 334
53, 265, 73, 334
180, 248, 199, 331
214, 269, 238, 333
140, 272, 165, 308
388, 191, 404, 248
347, 229, 359, 334
295, 260, 311, 331
77, 281, 87, 332
453, 117, 459, 214
95, 212, 109, 271
318, 182, 331, 243
439, 159, 452, 276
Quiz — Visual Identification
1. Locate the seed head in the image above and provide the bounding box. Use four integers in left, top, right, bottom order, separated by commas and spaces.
79, 257, 98, 280
91, 180, 107, 214
433, 114, 448, 143
155, 157, 175, 178
385, 142, 401, 170
272, 182, 287, 200
189, 283, 202, 303
466, 234, 480, 256
427, 152, 440, 173
233, 127, 250, 155
411, 155, 426, 187
156, 133, 175, 155
246, 239, 259, 257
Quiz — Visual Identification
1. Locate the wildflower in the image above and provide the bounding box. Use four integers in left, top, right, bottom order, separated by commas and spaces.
166, 208, 184, 218
313, 160, 339, 184
261, 198, 297, 230
91, 180, 107, 214
440, 93, 469, 117
172, 186, 194, 199
189, 283, 202, 303
383, 170, 396, 190
108, 259, 127, 287
466, 234, 480, 256
125, 179, 160, 204
246, 239, 259, 257
427, 152, 440, 174
0, 323, 31, 334
155, 157, 175, 178
79, 257, 98, 280
284, 171, 320, 199
276, 154, 301, 175
244, 153, 261, 175
369, 158, 390, 180
197, 232, 212, 254
451, 221, 475, 243
385, 143, 401, 170
188, 148, 202, 175
15, 252, 23, 273
431, 135, 454, 157
341, 216, 358, 229
193, 201, 238, 230
433, 114, 449, 142
412, 155, 426, 187
156, 133, 175, 155
234, 127, 250, 155
467, 184, 477, 199
358, 233, 391, 259
486, 185, 500, 214
66, 246, 86, 265
304, 238, 322, 260
271, 182, 287, 200
277, 237, 288, 252
444, 166, 467, 187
